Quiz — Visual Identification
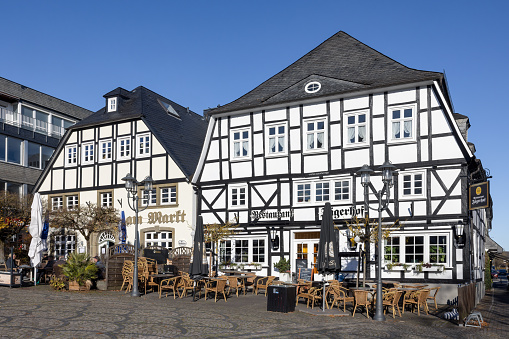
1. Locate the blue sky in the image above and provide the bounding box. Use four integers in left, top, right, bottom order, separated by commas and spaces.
2, 1, 508, 249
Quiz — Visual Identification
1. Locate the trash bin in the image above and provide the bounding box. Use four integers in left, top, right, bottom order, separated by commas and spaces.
267, 285, 296, 313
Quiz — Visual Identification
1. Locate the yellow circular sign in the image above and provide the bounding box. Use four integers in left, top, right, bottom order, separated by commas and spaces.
476, 187, 482, 195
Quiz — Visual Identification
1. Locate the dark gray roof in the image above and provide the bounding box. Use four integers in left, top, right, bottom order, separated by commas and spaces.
210, 31, 443, 115
72, 86, 207, 179
0, 77, 93, 119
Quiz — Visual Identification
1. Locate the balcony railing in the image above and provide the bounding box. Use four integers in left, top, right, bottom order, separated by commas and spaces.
0, 107, 66, 138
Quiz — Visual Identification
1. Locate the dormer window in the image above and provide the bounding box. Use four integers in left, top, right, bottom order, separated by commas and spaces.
108, 98, 117, 112
305, 81, 321, 94
158, 99, 180, 118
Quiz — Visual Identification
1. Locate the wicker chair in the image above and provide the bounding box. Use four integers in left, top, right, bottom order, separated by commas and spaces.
227, 276, 245, 297
159, 276, 181, 299
179, 276, 197, 298
296, 281, 313, 306
403, 289, 430, 316
254, 276, 276, 296
328, 286, 355, 313
427, 286, 441, 310
243, 273, 258, 293
205, 279, 228, 302
353, 290, 371, 318
382, 290, 403, 318
120, 260, 134, 293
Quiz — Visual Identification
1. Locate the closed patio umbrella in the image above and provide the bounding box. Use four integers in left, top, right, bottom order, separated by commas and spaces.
28, 193, 44, 285
316, 202, 340, 311
189, 216, 208, 300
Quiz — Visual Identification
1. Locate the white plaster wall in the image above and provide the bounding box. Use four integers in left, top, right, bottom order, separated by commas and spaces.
231, 161, 252, 179
431, 110, 452, 135
289, 106, 300, 127
290, 154, 301, 174
152, 136, 166, 155
389, 144, 417, 164
222, 162, 230, 180
265, 108, 286, 122
432, 136, 463, 160
252, 112, 263, 131
330, 124, 341, 147
420, 139, 429, 161
344, 148, 369, 168
39, 176, 51, 192
208, 140, 219, 160
303, 102, 326, 117
54, 150, 64, 168
387, 89, 415, 105
420, 111, 428, 136
230, 113, 250, 127
116, 163, 130, 185
293, 207, 314, 222
67, 131, 77, 144
136, 120, 149, 132
221, 118, 228, 137
280, 182, 290, 206
99, 126, 112, 138
151, 157, 166, 181
431, 199, 461, 215
330, 100, 341, 121
168, 156, 184, 178
135, 160, 150, 180
290, 129, 301, 152
419, 87, 428, 110
202, 188, 224, 209
117, 122, 131, 135
254, 157, 263, 177
65, 168, 77, 189
98, 164, 112, 186
212, 120, 219, 138
52, 169, 63, 190
372, 117, 385, 141
303, 153, 327, 173
344, 95, 369, 111
432, 169, 460, 196
266, 157, 288, 176
82, 129, 94, 141
256, 183, 278, 203
221, 139, 228, 160
373, 144, 385, 166
200, 162, 220, 182
331, 149, 341, 170
253, 133, 263, 155
372, 93, 384, 114
430, 90, 440, 107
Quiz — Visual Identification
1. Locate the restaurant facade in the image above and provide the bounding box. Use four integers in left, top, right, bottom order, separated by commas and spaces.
34, 86, 207, 258
192, 31, 492, 304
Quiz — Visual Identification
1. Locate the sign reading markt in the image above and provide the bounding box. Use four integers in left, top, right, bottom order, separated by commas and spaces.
469, 181, 490, 210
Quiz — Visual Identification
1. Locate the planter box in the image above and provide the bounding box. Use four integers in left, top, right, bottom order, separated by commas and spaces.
421, 267, 445, 273
384, 266, 412, 272
68, 280, 89, 291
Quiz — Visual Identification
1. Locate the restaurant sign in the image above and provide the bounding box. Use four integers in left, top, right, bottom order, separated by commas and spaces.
469, 181, 490, 210
251, 209, 294, 220
125, 210, 187, 225
319, 205, 365, 220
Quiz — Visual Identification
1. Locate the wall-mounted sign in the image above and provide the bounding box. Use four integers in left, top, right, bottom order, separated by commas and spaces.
469, 181, 490, 210
319, 205, 365, 220
251, 209, 294, 220
178, 240, 187, 247
125, 210, 187, 225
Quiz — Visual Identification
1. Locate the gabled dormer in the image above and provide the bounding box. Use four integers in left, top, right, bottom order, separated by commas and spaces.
103, 87, 131, 113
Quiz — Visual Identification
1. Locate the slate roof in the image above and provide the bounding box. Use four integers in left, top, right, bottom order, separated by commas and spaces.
0, 77, 92, 119
72, 86, 207, 179
210, 31, 444, 115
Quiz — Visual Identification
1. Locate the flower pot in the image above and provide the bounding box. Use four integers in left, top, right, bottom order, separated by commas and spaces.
68, 280, 89, 291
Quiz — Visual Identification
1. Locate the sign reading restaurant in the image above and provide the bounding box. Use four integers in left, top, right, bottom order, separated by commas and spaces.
251, 209, 294, 220
469, 181, 490, 210
250, 205, 365, 221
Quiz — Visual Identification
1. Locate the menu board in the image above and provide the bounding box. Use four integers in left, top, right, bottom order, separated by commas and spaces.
296, 259, 308, 270
298, 268, 313, 281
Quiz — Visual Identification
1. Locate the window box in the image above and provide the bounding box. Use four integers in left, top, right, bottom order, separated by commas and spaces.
384, 263, 412, 271
414, 263, 445, 273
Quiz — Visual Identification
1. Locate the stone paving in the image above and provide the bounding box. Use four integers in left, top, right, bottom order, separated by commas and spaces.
0, 281, 507, 338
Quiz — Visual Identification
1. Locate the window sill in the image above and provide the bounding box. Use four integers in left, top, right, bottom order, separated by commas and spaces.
265, 153, 288, 159
387, 138, 417, 146
342, 143, 369, 150
302, 148, 327, 155
230, 157, 251, 162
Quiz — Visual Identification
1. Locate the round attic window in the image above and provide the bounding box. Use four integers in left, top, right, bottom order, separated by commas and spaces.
305, 81, 321, 93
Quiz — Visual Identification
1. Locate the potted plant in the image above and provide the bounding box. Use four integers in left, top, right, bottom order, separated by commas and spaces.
61, 253, 98, 291
385, 262, 412, 271
273, 257, 291, 282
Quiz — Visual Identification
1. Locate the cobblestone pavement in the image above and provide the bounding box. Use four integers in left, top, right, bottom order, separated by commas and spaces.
0, 282, 506, 338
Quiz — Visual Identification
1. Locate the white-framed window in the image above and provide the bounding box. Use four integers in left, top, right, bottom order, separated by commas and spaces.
54, 233, 75, 257
334, 179, 351, 202
231, 129, 250, 159
107, 97, 117, 112
65, 145, 77, 166
344, 111, 368, 146
82, 142, 94, 164
161, 186, 177, 205
220, 238, 267, 264
142, 189, 157, 206
401, 171, 425, 198
315, 182, 330, 202
304, 118, 326, 152
117, 136, 131, 160
100, 192, 113, 207
66, 195, 79, 210
99, 139, 112, 161
230, 185, 247, 208
52, 196, 63, 211
390, 105, 416, 142
265, 123, 287, 156
295, 176, 352, 205
137, 133, 151, 157
145, 231, 173, 250
385, 234, 450, 266
305, 81, 321, 93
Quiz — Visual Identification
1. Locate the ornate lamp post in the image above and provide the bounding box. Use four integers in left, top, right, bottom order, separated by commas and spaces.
357, 161, 396, 321
121, 173, 154, 297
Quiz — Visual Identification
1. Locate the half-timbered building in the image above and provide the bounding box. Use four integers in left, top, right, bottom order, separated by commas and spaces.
193, 32, 492, 303
34, 86, 207, 257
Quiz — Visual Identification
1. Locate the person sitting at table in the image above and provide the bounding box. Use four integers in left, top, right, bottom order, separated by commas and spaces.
92, 256, 105, 279
6, 253, 18, 271
36, 256, 55, 283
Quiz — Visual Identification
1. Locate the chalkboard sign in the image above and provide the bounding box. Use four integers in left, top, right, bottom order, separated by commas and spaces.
298, 268, 313, 281
296, 259, 308, 270
143, 248, 169, 264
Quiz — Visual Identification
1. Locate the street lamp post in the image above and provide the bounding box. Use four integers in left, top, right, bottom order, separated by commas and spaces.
121, 173, 154, 297
357, 161, 396, 322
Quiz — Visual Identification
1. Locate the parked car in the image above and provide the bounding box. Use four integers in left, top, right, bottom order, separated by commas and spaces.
498, 269, 507, 278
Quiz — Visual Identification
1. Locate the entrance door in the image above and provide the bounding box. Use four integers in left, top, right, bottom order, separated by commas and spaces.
294, 231, 320, 277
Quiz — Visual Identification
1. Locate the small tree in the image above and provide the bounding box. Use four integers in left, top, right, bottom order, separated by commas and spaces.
0, 192, 33, 262
50, 203, 120, 254
202, 220, 238, 275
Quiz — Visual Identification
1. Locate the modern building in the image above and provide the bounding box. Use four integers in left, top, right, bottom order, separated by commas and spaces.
192, 31, 492, 303
34, 86, 207, 258
0, 77, 93, 195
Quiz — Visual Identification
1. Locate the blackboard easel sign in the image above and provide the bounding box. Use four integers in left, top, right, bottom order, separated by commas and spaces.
298, 268, 313, 281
